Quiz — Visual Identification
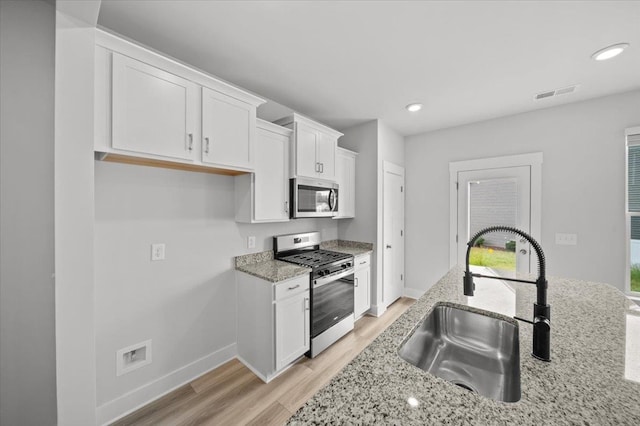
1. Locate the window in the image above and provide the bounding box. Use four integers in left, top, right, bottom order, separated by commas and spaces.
626, 127, 640, 294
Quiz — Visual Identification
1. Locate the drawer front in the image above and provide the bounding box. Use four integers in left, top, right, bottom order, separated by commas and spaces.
275, 275, 310, 301
354, 253, 371, 270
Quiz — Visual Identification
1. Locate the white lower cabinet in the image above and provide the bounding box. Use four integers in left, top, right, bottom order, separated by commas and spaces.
354, 253, 371, 318
236, 272, 310, 382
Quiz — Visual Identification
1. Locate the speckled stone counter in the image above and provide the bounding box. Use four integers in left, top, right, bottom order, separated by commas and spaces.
235, 251, 310, 282
321, 240, 373, 257
288, 267, 640, 425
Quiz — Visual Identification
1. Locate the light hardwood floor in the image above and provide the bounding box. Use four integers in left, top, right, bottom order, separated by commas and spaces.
112, 297, 415, 426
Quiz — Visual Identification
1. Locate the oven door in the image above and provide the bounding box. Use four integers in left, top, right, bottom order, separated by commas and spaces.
291, 177, 338, 218
311, 272, 354, 338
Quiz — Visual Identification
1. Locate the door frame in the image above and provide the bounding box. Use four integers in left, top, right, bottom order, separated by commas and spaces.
449, 152, 543, 268
381, 161, 405, 310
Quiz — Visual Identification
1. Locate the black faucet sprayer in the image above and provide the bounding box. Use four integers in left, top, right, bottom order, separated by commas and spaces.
464, 226, 551, 362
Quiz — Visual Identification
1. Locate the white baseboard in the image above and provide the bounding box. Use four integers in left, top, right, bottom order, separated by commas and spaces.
97, 343, 237, 425
370, 304, 387, 317
404, 287, 424, 299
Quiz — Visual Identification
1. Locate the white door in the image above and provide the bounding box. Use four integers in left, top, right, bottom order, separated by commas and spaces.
316, 132, 336, 180
112, 53, 197, 160
201, 87, 254, 169
383, 163, 405, 307
254, 127, 289, 221
457, 166, 531, 275
275, 291, 310, 371
295, 123, 319, 178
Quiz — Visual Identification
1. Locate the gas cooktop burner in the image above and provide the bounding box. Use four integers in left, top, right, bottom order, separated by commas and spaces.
280, 249, 352, 268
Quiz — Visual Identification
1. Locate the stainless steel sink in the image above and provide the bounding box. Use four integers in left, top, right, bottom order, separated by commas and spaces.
398, 302, 521, 402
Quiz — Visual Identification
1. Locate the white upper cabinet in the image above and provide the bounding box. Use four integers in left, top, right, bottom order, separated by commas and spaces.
334, 147, 357, 219
235, 120, 291, 223
112, 53, 197, 161
201, 87, 256, 170
274, 113, 342, 181
94, 31, 264, 174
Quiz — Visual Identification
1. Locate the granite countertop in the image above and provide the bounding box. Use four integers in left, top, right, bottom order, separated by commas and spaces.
235, 251, 310, 283
289, 267, 640, 424
234, 240, 373, 282
321, 240, 374, 257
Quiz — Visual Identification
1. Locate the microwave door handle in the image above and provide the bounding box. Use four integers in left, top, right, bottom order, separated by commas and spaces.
328, 189, 336, 212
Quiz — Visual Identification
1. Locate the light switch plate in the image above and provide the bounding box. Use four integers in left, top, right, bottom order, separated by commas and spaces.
555, 233, 577, 245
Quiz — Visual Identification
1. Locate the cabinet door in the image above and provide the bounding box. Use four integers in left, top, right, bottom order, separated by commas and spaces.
254, 128, 289, 221
344, 154, 355, 217
275, 290, 310, 371
295, 123, 319, 178
202, 87, 255, 169
354, 267, 370, 318
112, 53, 197, 160
335, 153, 347, 218
316, 132, 337, 180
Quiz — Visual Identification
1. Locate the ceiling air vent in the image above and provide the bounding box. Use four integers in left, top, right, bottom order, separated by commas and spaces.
534, 85, 579, 100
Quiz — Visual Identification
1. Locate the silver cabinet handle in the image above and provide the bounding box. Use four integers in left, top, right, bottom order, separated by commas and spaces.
315, 162, 320, 172
288, 284, 300, 290
204, 137, 210, 154
359, 261, 366, 265
320, 163, 324, 173
304, 297, 310, 311
284, 201, 289, 213
386, 244, 392, 249
355, 277, 359, 288
187, 133, 193, 151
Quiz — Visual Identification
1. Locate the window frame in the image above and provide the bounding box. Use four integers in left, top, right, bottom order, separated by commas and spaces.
625, 126, 640, 297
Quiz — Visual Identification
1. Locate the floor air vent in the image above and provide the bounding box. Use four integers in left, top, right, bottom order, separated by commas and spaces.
534, 85, 578, 100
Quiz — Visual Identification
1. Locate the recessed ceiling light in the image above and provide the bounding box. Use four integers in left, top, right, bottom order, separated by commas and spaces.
406, 103, 423, 112
591, 43, 630, 61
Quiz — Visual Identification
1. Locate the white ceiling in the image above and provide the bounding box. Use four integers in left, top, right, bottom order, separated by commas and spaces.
97, 0, 640, 136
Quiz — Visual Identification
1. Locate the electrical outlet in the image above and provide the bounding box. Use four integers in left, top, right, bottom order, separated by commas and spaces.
555, 233, 577, 246
151, 243, 165, 261
247, 236, 256, 249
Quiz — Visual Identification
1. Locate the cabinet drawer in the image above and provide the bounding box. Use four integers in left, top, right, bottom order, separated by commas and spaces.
274, 275, 310, 301
354, 253, 371, 270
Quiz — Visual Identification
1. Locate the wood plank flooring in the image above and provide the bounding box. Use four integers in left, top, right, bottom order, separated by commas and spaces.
112, 297, 415, 426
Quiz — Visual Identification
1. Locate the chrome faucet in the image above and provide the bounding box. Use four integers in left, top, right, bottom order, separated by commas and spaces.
463, 226, 551, 362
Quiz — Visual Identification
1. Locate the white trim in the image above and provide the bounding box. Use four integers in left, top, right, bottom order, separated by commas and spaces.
369, 304, 387, 317
403, 287, 424, 299
625, 126, 640, 297
381, 161, 405, 309
94, 29, 265, 107
97, 343, 237, 426
449, 152, 543, 268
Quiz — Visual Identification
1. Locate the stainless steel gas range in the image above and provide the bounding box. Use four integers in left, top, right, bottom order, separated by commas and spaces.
274, 231, 354, 357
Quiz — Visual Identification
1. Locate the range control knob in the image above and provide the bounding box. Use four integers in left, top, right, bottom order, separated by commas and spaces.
317, 270, 325, 276
324, 269, 330, 275
346, 262, 352, 268
341, 264, 347, 269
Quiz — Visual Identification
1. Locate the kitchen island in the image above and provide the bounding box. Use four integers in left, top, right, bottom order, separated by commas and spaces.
288, 267, 640, 424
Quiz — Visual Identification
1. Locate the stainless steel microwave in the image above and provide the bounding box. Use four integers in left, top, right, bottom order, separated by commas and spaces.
290, 177, 339, 218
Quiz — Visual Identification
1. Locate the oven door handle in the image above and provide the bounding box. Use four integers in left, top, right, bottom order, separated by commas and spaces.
314, 268, 354, 288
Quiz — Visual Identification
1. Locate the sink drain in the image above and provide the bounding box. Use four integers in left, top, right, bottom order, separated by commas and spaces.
453, 382, 476, 393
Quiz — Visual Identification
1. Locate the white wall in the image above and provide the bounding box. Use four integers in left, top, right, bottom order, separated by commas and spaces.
405, 90, 640, 294
94, 161, 337, 422
0, 1, 57, 424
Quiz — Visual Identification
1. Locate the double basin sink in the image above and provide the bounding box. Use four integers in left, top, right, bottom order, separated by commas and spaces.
398, 302, 521, 403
